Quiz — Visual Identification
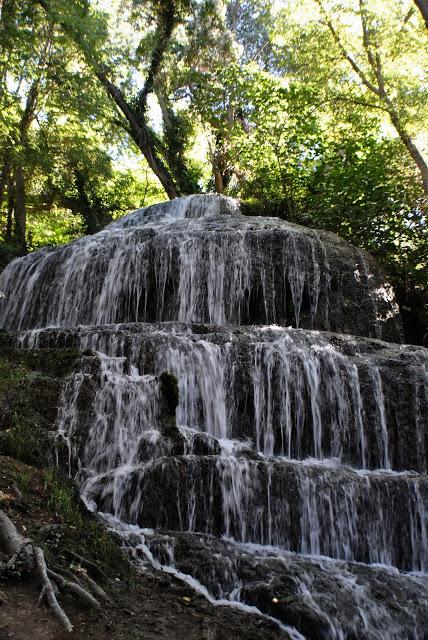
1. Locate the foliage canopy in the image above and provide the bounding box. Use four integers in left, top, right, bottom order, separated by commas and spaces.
0, 0, 426, 333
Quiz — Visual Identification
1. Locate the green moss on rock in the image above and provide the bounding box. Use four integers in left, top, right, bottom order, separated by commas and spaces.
0, 345, 82, 467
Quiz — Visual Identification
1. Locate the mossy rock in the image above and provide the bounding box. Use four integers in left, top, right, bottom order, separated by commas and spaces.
0, 347, 83, 467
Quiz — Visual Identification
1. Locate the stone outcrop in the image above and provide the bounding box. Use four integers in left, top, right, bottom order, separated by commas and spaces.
0, 195, 426, 639
0, 195, 402, 341
5, 323, 427, 472
141, 531, 428, 640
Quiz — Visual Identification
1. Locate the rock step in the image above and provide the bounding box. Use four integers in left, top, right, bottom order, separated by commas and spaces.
0, 195, 402, 341
81, 453, 428, 572
110, 520, 428, 640
8, 322, 427, 473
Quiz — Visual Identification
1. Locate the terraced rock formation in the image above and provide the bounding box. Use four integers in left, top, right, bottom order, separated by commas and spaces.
0, 194, 426, 639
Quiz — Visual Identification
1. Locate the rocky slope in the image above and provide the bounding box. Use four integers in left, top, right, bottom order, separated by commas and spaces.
0, 195, 426, 639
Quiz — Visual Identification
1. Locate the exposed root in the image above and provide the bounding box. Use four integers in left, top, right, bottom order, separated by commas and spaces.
0, 509, 106, 632
34, 546, 74, 632
0, 510, 33, 571
37, 585, 46, 607
53, 564, 111, 605
75, 567, 113, 604
47, 568, 101, 611
4, 541, 32, 570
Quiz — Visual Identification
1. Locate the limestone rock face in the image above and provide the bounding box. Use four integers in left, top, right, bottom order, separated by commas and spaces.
8, 323, 427, 473
1, 195, 426, 640
0, 195, 402, 341
140, 531, 428, 640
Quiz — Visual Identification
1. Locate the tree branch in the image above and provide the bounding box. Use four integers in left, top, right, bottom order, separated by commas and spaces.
359, 0, 378, 73
414, 0, 428, 29
359, 0, 387, 96
331, 94, 389, 112
135, 0, 178, 114
315, 0, 381, 96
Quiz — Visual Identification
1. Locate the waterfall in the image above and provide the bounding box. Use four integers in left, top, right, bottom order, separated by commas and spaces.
0, 196, 402, 341
1, 194, 427, 639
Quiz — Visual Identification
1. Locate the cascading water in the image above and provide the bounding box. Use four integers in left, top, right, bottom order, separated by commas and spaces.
1, 194, 427, 639
0, 195, 402, 340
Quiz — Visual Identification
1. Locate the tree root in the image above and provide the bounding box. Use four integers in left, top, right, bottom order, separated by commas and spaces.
0, 510, 33, 571
78, 569, 113, 604
0, 509, 105, 632
61, 562, 113, 605
37, 585, 46, 607
34, 546, 74, 632
47, 568, 101, 611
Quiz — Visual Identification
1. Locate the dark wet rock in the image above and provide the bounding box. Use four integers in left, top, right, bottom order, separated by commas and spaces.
0, 195, 402, 342
139, 531, 428, 640
91, 454, 427, 572
159, 372, 179, 414
7, 323, 427, 473
158, 371, 179, 437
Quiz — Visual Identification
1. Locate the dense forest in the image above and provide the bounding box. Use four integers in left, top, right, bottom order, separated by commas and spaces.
1, 4, 428, 639
0, 0, 427, 337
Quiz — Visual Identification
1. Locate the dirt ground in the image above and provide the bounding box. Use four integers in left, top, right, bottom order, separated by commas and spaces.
0, 456, 285, 640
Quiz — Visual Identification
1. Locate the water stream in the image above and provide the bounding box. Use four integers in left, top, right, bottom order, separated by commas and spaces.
1, 195, 427, 638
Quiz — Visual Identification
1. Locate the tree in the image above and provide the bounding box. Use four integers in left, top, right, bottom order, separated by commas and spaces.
270, 0, 427, 339
0, 0, 166, 247
38, 0, 201, 199
0, 2, 60, 248
310, 0, 428, 194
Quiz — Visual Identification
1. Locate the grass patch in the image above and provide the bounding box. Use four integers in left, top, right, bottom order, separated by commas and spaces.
43, 468, 79, 521
15, 468, 32, 492
2, 413, 37, 462
0, 358, 28, 393
42, 468, 128, 576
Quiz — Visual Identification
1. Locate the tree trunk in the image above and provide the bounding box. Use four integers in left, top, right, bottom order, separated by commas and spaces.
96, 71, 179, 200
0, 154, 10, 207
73, 169, 96, 234
0, 154, 10, 234
6, 175, 14, 240
388, 107, 428, 194
214, 167, 225, 194
14, 162, 26, 248
401, 134, 428, 193
415, 0, 428, 28
156, 87, 200, 195
9, 80, 39, 248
